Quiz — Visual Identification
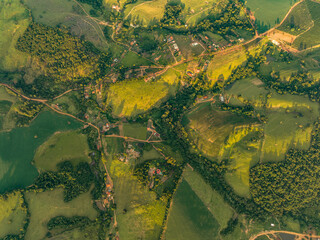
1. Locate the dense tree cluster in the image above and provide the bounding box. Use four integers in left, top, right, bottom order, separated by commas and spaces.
16, 23, 111, 82
194, 0, 254, 35
47, 216, 91, 230
34, 161, 94, 202
160, 0, 185, 26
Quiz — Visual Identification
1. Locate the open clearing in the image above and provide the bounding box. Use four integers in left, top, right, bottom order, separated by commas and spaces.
246, 0, 293, 31
24, 0, 108, 50
25, 188, 97, 240
165, 179, 220, 240
123, 123, 148, 140
0, 0, 30, 71
185, 103, 254, 160
106, 70, 180, 117
293, 0, 320, 49
34, 131, 91, 171
0, 191, 26, 238
183, 168, 234, 230
109, 159, 166, 240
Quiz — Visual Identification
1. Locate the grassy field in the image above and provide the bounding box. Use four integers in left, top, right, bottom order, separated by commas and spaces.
0, 86, 19, 130
293, 0, 320, 49
106, 70, 180, 117
0, 111, 82, 193
183, 168, 234, 230
224, 127, 262, 197
120, 51, 152, 67
25, 188, 98, 240
165, 179, 220, 240
260, 92, 319, 163
259, 60, 301, 81
0, 101, 12, 130
124, 0, 166, 27
278, 0, 313, 35
0, 191, 27, 238
44, 224, 100, 240
185, 103, 253, 159
0, 0, 30, 71
24, 0, 108, 50
33, 131, 91, 171
123, 123, 148, 139
245, 0, 293, 31
109, 159, 166, 240
207, 47, 247, 83
226, 77, 268, 108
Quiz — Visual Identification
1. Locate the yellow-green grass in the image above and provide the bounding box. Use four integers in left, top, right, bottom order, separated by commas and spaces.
0, 191, 27, 238
109, 159, 166, 240
0, 86, 19, 130
125, 0, 166, 27
52, 93, 79, 116
0, 101, 12, 129
278, 0, 313, 35
165, 179, 220, 240
261, 112, 314, 162
226, 77, 268, 108
120, 51, 152, 67
24, 0, 108, 50
223, 127, 262, 197
183, 0, 228, 26
185, 103, 252, 159
207, 47, 247, 83
25, 188, 98, 240
123, 123, 148, 140
245, 0, 293, 30
183, 168, 234, 230
259, 61, 301, 81
293, 0, 320, 49
34, 131, 91, 171
0, 0, 30, 71
107, 70, 180, 117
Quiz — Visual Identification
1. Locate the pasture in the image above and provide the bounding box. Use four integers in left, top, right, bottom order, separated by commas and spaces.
0, 191, 27, 238
293, 0, 320, 49
278, 0, 313, 35
225, 77, 268, 108
0, 111, 81, 193
259, 60, 301, 81
0, 86, 19, 130
165, 179, 220, 240
123, 123, 148, 140
245, 0, 293, 31
124, 0, 166, 27
120, 51, 152, 67
25, 188, 98, 240
24, 0, 108, 50
34, 131, 91, 171
207, 47, 247, 83
0, 0, 30, 71
106, 71, 179, 117
183, 168, 234, 230
185, 103, 252, 159
109, 159, 166, 240
0, 101, 12, 129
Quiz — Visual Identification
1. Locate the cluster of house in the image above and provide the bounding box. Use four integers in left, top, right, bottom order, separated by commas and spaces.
167, 36, 181, 54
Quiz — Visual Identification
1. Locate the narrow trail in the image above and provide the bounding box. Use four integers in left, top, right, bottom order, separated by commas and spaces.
104, 134, 163, 143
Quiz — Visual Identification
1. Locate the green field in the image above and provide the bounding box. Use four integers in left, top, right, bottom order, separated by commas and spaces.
0, 111, 81, 193
185, 103, 253, 159
121, 51, 152, 67
0, 0, 30, 71
246, 0, 293, 31
0, 101, 12, 130
278, 0, 313, 35
0, 86, 19, 130
25, 188, 98, 240
124, 0, 166, 27
293, 0, 320, 49
165, 179, 220, 240
109, 159, 166, 240
34, 131, 91, 171
226, 77, 268, 108
259, 60, 301, 81
0, 191, 27, 238
24, 0, 108, 50
43, 224, 100, 240
122, 123, 148, 140
183, 168, 234, 230
106, 70, 179, 117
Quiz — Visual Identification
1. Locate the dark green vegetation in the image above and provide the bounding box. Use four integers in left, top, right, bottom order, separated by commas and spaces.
0, 111, 81, 193
1, 0, 320, 238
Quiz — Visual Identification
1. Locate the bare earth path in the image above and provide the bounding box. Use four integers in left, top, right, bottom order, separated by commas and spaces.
250, 230, 320, 240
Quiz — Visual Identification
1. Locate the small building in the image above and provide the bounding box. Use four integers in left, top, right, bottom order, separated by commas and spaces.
173, 43, 179, 51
